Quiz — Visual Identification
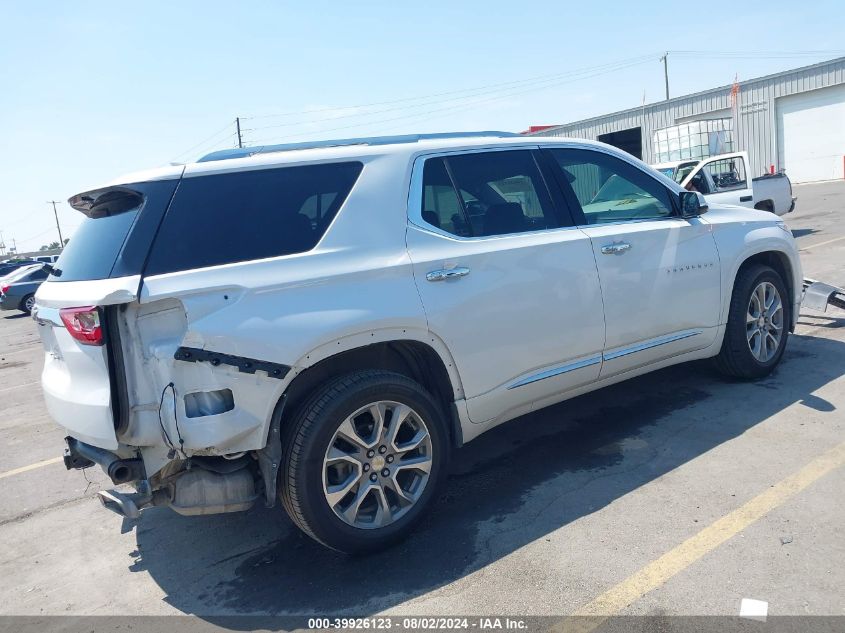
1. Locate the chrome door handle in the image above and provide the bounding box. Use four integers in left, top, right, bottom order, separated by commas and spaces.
426, 267, 470, 282
601, 242, 632, 255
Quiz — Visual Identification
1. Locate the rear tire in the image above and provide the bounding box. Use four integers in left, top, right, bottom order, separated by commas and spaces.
279, 370, 449, 553
714, 264, 789, 379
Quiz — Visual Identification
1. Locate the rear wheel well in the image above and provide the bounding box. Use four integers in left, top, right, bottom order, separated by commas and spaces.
282, 341, 460, 446
735, 251, 794, 326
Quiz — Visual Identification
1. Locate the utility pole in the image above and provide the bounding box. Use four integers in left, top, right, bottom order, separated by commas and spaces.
660, 52, 669, 101
47, 200, 64, 246
236, 117, 243, 148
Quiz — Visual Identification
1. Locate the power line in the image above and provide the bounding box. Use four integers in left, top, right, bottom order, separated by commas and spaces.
240, 54, 662, 123
242, 55, 661, 133
170, 122, 240, 162
179, 49, 845, 155
246, 56, 656, 145
17, 226, 56, 244
671, 49, 845, 58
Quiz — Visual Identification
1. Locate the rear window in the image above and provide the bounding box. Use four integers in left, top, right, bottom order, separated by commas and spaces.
54, 180, 180, 282
144, 162, 363, 275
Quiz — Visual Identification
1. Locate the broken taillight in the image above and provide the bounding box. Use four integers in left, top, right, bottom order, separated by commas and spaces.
59, 306, 104, 346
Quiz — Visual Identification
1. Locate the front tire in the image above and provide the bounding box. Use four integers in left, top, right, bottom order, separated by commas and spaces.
714, 264, 790, 379
279, 370, 449, 553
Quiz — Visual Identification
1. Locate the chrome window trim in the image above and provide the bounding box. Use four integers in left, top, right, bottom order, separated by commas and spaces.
507, 355, 602, 390
574, 216, 690, 229
602, 330, 702, 362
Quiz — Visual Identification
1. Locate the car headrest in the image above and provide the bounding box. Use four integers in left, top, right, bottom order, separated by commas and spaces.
422, 210, 441, 229
484, 202, 526, 235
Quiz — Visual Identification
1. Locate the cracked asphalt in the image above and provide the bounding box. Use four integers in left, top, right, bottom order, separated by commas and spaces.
0, 181, 843, 620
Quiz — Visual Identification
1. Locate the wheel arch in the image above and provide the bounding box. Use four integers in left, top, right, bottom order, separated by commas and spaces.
726, 249, 796, 331
282, 332, 465, 447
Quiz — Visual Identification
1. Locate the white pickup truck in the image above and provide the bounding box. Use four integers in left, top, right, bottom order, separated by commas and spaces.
653, 151, 796, 216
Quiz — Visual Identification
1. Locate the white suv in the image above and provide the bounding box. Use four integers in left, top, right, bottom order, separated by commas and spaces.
34, 132, 801, 552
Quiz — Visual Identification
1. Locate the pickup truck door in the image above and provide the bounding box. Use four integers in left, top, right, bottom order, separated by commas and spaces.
687, 152, 754, 209
543, 147, 721, 378
406, 148, 605, 424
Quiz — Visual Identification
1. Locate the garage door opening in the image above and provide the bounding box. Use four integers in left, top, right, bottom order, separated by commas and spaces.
598, 127, 643, 159
777, 83, 845, 183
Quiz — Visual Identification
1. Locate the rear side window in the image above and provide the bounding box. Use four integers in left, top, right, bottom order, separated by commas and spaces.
55, 180, 180, 282
145, 162, 363, 275
419, 150, 557, 237
421, 158, 471, 237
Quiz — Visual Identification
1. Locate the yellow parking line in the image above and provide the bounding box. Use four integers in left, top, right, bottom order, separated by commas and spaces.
799, 234, 845, 251
0, 456, 64, 480
558, 439, 845, 633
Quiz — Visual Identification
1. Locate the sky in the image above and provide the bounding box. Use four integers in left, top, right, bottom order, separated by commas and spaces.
1, 0, 844, 253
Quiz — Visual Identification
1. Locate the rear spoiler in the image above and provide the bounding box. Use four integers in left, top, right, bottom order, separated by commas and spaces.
68, 187, 144, 218
803, 278, 845, 312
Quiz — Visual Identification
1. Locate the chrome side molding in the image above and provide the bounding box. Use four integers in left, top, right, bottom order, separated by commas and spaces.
507, 330, 703, 390
507, 355, 602, 390
602, 330, 702, 361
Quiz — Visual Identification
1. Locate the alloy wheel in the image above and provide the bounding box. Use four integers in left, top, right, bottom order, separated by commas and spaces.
746, 281, 783, 362
322, 400, 433, 529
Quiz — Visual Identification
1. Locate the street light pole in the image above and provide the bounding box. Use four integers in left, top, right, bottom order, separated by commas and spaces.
47, 200, 64, 246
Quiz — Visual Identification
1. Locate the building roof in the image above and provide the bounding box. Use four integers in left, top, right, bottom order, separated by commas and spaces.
529, 56, 845, 136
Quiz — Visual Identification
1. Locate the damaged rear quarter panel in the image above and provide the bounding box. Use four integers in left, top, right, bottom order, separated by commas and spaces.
128, 245, 428, 456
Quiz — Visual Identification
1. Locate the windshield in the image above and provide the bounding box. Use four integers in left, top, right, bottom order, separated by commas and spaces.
674, 162, 699, 184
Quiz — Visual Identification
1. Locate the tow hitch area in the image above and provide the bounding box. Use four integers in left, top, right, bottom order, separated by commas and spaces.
803, 278, 845, 312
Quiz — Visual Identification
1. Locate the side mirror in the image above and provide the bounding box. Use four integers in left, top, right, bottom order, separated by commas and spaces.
679, 190, 708, 217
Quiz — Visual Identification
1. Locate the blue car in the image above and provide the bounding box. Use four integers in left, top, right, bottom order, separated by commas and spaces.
0, 264, 49, 314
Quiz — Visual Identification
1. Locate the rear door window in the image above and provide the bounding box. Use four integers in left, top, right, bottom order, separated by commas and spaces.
145, 162, 363, 275
420, 158, 472, 236
420, 150, 557, 237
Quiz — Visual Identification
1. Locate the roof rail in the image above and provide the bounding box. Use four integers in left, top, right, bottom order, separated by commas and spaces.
197, 131, 521, 163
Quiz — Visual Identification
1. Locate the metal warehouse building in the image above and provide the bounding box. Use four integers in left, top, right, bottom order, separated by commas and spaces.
533, 57, 845, 183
